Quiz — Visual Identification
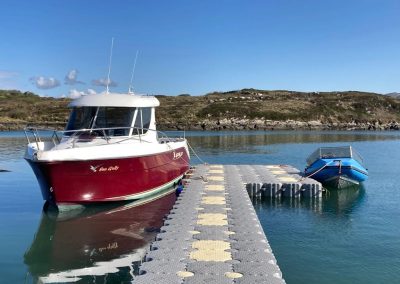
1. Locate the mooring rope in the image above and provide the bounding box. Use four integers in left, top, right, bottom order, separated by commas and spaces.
191, 175, 208, 182
187, 141, 207, 165
299, 161, 333, 181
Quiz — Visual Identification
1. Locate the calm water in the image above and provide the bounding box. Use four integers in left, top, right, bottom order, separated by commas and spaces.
1, 130, 400, 283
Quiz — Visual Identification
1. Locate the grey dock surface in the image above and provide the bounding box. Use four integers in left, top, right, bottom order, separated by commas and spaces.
135, 164, 322, 283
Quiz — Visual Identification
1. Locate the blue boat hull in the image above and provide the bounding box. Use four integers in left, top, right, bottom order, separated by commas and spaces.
305, 158, 368, 187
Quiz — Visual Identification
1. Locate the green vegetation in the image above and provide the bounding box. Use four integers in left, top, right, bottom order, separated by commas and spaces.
1, 89, 400, 131
0, 90, 70, 130
156, 89, 400, 129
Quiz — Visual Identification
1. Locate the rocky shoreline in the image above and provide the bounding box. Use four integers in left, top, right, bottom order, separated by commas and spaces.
1, 119, 399, 132
159, 119, 400, 131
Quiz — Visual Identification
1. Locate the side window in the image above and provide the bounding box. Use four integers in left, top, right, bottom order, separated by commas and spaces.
142, 108, 151, 132
133, 107, 152, 135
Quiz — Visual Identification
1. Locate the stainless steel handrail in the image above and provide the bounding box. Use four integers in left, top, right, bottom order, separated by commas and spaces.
24, 127, 41, 150
24, 126, 186, 149
306, 146, 364, 166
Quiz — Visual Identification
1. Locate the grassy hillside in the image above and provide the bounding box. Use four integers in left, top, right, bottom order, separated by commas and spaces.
1, 89, 400, 130
156, 89, 400, 129
0, 90, 70, 129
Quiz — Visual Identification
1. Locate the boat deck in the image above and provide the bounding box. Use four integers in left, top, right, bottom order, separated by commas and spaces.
134, 164, 322, 283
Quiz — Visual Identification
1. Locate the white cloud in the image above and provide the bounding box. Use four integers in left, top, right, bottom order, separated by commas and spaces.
68, 88, 98, 99
87, 88, 97, 95
65, 69, 85, 85
69, 89, 84, 99
91, 78, 117, 87
30, 76, 60, 89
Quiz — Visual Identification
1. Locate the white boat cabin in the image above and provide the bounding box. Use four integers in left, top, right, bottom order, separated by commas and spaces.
64, 92, 160, 144
24, 92, 189, 161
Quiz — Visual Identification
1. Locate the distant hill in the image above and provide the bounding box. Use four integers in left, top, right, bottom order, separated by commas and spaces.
0, 90, 70, 130
1, 89, 400, 131
385, 92, 400, 99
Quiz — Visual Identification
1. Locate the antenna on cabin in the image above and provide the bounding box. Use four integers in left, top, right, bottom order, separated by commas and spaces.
128, 50, 139, 94
106, 37, 114, 94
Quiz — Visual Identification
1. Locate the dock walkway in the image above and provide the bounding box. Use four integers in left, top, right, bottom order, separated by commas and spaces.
135, 164, 322, 283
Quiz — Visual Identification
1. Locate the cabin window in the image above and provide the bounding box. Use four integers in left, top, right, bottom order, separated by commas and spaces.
142, 108, 152, 130
65, 107, 97, 135
94, 107, 135, 136
133, 107, 152, 135
65, 107, 136, 136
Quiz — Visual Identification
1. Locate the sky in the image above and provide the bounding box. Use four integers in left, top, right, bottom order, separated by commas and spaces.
0, 0, 399, 98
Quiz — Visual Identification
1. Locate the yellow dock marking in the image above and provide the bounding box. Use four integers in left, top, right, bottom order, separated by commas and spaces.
270, 170, 287, 175
177, 271, 194, 278
190, 240, 232, 262
209, 165, 223, 169
225, 272, 243, 279
201, 196, 226, 205
192, 240, 230, 250
205, 184, 225, 191
197, 213, 228, 226
278, 177, 298, 182
190, 250, 231, 262
209, 169, 224, 174
208, 176, 224, 181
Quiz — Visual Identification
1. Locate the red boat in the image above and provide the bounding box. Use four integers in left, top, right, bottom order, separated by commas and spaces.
24, 92, 190, 206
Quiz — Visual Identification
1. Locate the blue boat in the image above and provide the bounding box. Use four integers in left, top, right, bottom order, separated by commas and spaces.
305, 146, 368, 188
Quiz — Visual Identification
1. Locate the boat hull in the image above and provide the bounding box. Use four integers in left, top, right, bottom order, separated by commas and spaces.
323, 173, 361, 188
26, 147, 189, 204
305, 158, 368, 188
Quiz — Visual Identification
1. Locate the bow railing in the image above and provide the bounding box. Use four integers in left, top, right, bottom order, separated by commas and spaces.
24, 126, 186, 149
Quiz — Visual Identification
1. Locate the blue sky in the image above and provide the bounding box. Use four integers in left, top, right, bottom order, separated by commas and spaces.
0, 0, 399, 97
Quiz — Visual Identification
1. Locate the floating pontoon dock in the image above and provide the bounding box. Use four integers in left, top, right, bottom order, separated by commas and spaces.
135, 164, 322, 283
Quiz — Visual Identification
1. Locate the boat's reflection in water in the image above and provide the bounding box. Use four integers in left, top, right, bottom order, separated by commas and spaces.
323, 184, 366, 215
24, 188, 177, 283
253, 184, 366, 216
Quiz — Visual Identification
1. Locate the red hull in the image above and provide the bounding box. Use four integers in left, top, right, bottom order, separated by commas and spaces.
27, 147, 189, 204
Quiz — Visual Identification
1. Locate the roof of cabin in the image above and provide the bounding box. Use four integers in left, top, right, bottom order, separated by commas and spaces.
68, 92, 160, 107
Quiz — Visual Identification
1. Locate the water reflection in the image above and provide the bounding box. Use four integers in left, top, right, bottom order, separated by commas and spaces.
186, 131, 400, 155
324, 185, 366, 215
24, 190, 176, 283
253, 185, 365, 217
0, 137, 27, 162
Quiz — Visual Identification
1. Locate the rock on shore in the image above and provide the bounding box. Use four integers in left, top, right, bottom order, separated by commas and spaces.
157, 119, 400, 131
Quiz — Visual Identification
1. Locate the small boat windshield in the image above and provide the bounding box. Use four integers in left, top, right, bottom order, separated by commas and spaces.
65, 107, 136, 136
306, 146, 364, 166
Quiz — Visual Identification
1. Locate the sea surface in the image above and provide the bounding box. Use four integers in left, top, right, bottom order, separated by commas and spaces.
1, 130, 400, 283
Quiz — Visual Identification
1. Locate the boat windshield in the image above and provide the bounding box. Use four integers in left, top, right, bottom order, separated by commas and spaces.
65, 107, 136, 136
306, 146, 364, 166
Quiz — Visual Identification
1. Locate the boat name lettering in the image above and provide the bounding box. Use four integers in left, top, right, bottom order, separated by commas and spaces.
173, 151, 183, 160
98, 166, 120, 172
98, 242, 118, 252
